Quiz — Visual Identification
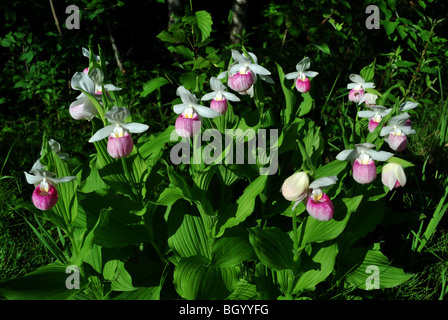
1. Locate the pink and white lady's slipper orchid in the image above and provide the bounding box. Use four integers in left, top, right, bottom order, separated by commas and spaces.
305, 176, 338, 221
201, 77, 240, 115
381, 162, 406, 190
336, 143, 394, 185
174, 86, 221, 138
347, 74, 375, 103
70, 68, 121, 121
89, 106, 149, 158
380, 113, 416, 152
281, 172, 338, 221
24, 169, 76, 211
357, 105, 392, 133
285, 57, 319, 93
222, 50, 272, 95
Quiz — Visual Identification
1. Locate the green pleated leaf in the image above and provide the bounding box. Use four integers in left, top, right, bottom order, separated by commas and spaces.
173, 255, 240, 300
214, 175, 268, 238
298, 195, 363, 245
167, 206, 211, 260
0, 263, 82, 300
211, 230, 256, 267
294, 242, 339, 292
344, 248, 414, 290
248, 226, 295, 272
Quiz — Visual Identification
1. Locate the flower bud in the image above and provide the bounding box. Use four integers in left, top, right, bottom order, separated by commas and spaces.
295, 77, 311, 93
381, 162, 406, 190
228, 70, 256, 93
306, 189, 334, 221
352, 157, 377, 184
281, 172, 310, 202
32, 183, 59, 211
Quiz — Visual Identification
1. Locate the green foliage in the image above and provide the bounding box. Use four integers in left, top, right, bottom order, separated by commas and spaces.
1, 0, 448, 302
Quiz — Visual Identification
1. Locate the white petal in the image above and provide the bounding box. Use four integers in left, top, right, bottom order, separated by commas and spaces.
201, 92, 217, 101
105, 106, 130, 124
249, 64, 271, 76
222, 91, 241, 102
357, 110, 375, 118
336, 149, 357, 161
309, 176, 338, 189
363, 82, 376, 89
231, 50, 245, 63
173, 103, 187, 114
285, 72, 299, 80
228, 63, 244, 75
349, 74, 365, 84
82, 47, 90, 58
24, 172, 43, 185
400, 127, 416, 135
303, 71, 318, 78
394, 165, 407, 186
399, 101, 418, 111
71, 72, 95, 93
380, 125, 394, 136
89, 125, 115, 143
355, 142, 376, 149
193, 105, 221, 118
365, 149, 394, 162
103, 84, 122, 91
297, 57, 311, 72
260, 74, 275, 84
210, 77, 225, 92
121, 122, 149, 134
48, 176, 77, 184
347, 83, 357, 89
217, 71, 228, 79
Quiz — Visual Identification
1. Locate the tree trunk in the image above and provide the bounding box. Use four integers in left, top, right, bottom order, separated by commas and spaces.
229, 0, 248, 44
167, 0, 184, 28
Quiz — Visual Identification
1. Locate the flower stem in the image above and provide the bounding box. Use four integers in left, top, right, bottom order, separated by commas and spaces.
291, 206, 299, 263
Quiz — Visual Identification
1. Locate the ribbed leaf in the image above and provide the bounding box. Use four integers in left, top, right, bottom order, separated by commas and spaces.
173, 255, 240, 300
298, 195, 363, 245
214, 175, 268, 238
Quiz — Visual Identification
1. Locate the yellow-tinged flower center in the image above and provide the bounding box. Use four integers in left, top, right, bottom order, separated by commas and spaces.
392, 127, 403, 136
183, 107, 196, 119
358, 152, 371, 165
311, 189, 323, 202
112, 125, 125, 138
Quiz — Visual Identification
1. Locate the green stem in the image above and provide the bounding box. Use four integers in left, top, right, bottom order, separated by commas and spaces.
291, 206, 299, 263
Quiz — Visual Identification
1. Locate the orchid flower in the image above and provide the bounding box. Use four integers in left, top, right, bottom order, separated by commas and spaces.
336, 143, 393, 184
381, 162, 406, 190
89, 106, 149, 158
357, 105, 392, 133
305, 176, 338, 221
24, 169, 76, 211
281, 172, 338, 221
285, 57, 319, 93
219, 50, 272, 96
69, 68, 121, 121
173, 86, 221, 138
201, 77, 240, 115
380, 113, 416, 152
347, 74, 375, 103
